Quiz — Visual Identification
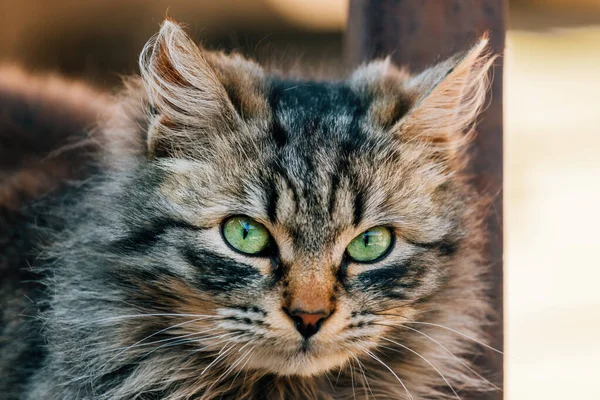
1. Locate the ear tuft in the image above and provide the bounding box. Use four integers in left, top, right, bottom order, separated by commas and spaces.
140, 19, 232, 117
398, 36, 496, 156
139, 19, 237, 157
138, 20, 270, 158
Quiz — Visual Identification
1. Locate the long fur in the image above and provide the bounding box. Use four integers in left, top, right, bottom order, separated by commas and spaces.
0, 20, 500, 399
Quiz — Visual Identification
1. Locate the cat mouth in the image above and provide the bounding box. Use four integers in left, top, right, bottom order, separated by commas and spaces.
299, 338, 313, 353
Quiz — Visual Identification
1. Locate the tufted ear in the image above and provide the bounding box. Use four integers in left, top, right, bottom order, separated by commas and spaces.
396, 37, 496, 156
139, 19, 267, 158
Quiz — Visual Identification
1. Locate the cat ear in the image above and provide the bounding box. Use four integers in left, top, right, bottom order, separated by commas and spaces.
203, 51, 269, 122
348, 59, 412, 129
139, 19, 267, 158
397, 37, 495, 156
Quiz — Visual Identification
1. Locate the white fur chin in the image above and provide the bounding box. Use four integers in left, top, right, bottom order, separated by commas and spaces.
245, 349, 350, 377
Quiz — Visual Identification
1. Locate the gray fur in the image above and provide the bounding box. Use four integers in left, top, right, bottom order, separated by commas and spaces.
0, 21, 500, 399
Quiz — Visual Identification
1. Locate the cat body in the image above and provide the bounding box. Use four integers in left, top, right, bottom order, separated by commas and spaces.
0, 21, 499, 399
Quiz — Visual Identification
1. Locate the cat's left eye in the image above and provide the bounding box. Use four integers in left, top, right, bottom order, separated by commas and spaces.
222, 216, 271, 255
346, 226, 393, 263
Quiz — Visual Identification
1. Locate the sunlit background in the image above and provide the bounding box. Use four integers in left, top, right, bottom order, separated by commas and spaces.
1, 0, 599, 398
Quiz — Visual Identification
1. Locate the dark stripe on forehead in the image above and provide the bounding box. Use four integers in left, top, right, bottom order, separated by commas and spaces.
329, 145, 364, 224
268, 160, 299, 217
271, 118, 287, 148
267, 79, 369, 140
266, 78, 372, 227
353, 188, 365, 226
265, 173, 279, 223
328, 172, 340, 217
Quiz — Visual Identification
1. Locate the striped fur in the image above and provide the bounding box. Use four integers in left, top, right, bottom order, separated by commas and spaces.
0, 20, 500, 399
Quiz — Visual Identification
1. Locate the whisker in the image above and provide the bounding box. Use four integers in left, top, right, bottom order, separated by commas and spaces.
211, 345, 255, 393
381, 337, 460, 399
348, 355, 357, 400
98, 318, 217, 374
335, 362, 344, 386
406, 321, 503, 354
159, 329, 237, 350
201, 342, 238, 376
324, 371, 336, 392
237, 339, 254, 353
108, 317, 214, 354
228, 346, 256, 391
351, 353, 375, 399
132, 331, 243, 364
106, 329, 214, 360
382, 323, 501, 391
363, 348, 413, 400
193, 332, 253, 351
373, 307, 443, 318
89, 313, 218, 324
370, 296, 503, 317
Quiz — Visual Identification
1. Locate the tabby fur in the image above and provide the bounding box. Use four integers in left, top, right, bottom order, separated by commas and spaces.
0, 20, 499, 399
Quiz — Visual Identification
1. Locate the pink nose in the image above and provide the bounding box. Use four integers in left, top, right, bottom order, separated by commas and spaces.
284, 308, 331, 339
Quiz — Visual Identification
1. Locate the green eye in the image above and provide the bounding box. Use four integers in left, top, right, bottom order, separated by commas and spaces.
222, 216, 271, 255
346, 226, 393, 262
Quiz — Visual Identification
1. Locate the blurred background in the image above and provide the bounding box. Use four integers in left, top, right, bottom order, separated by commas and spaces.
1, 0, 599, 398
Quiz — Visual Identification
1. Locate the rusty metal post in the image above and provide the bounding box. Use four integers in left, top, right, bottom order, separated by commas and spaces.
345, 0, 505, 397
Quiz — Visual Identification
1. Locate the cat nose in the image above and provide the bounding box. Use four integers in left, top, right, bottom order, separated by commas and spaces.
284, 308, 330, 339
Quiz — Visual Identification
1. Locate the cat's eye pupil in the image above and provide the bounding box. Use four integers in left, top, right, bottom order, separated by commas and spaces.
346, 226, 393, 263
222, 216, 271, 255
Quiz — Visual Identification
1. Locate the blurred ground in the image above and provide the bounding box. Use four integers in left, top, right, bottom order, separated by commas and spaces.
1, 1, 600, 399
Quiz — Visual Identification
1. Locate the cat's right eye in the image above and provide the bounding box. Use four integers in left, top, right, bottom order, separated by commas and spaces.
221, 216, 271, 255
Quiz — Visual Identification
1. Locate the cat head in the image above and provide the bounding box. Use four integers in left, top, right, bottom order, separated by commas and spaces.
60, 19, 496, 396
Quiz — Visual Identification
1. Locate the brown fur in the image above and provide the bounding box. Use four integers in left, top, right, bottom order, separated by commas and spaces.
0, 20, 500, 400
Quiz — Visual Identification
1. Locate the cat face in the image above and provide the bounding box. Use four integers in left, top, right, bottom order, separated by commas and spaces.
61, 20, 494, 396
136, 80, 459, 376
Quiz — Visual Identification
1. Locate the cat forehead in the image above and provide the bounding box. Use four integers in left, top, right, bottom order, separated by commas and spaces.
265, 77, 412, 141
268, 80, 367, 117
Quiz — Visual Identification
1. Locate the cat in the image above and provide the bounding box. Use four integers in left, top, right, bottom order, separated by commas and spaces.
0, 19, 500, 399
